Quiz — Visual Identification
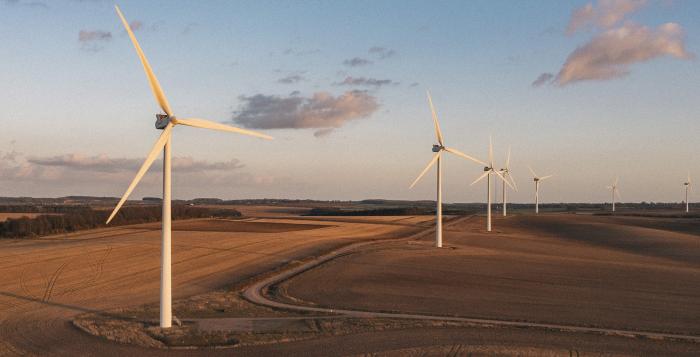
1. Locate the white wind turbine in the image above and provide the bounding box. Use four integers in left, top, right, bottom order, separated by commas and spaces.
498, 147, 518, 217
683, 172, 691, 213
528, 166, 552, 214
470, 137, 513, 232
410, 92, 486, 247
107, 6, 273, 329
607, 177, 621, 212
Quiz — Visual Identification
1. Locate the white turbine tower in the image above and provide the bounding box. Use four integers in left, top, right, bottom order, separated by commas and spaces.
683, 172, 691, 213
410, 92, 485, 247
470, 137, 513, 232
528, 166, 552, 214
107, 6, 273, 329
607, 177, 621, 212
498, 147, 518, 217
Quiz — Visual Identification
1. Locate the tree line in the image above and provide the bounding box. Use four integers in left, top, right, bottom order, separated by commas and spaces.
0, 205, 241, 238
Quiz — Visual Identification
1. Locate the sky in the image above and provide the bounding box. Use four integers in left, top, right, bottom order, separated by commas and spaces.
1, 0, 699, 203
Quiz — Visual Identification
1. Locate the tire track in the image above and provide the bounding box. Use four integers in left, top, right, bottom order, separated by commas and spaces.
242, 215, 700, 345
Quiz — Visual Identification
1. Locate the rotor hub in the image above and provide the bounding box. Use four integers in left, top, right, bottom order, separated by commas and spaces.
432, 144, 444, 152
155, 114, 172, 130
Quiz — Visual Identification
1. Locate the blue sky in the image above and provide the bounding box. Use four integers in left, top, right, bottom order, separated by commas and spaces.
1, 0, 699, 203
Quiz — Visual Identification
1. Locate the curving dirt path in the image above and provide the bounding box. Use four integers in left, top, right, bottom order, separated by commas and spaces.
242, 215, 700, 344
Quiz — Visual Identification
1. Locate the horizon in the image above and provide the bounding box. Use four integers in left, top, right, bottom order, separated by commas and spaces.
1, 0, 698, 203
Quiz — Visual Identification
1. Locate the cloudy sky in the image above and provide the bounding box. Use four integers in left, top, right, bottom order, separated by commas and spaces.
1, 0, 698, 203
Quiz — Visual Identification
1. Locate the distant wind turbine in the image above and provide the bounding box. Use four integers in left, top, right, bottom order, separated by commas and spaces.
107, 5, 273, 329
607, 177, 621, 212
470, 137, 513, 231
528, 166, 552, 214
410, 92, 485, 247
498, 147, 518, 217
683, 172, 691, 213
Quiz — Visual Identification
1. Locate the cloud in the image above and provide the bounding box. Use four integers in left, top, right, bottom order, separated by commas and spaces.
567, 0, 646, 35
129, 20, 143, 31
27, 154, 242, 173
368, 46, 396, 59
342, 57, 373, 67
78, 30, 112, 51
1, 0, 47, 8
277, 74, 304, 84
531, 73, 554, 87
334, 76, 397, 87
78, 30, 112, 43
281, 48, 320, 56
540, 22, 692, 86
232, 91, 379, 136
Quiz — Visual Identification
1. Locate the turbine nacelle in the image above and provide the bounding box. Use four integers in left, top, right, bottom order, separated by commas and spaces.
432, 144, 444, 152
155, 114, 172, 130
534, 177, 540, 182
484, 166, 491, 172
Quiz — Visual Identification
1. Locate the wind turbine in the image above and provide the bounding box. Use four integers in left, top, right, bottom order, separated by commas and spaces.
470, 137, 513, 231
107, 6, 272, 329
528, 166, 552, 214
410, 92, 486, 247
683, 172, 691, 213
498, 147, 518, 216
606, 177, 621, 212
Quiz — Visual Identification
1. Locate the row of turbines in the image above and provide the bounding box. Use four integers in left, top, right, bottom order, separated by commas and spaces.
103, 6, 694, 329
409, 93, 693, 248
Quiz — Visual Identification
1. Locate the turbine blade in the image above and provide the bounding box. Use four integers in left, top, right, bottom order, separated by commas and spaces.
528, 165, 538, 178
174, 118, 273, 140
115, 5, 173, 116
505, 146, 511, 169
106, 123, 173, 224
488, 135, 493, 168
409, 152, 440, 189
508, 171, 518, 192
615, 188, 622, 200
443, 147, 487, 166
614, 176, 619, 186
540, 175, 553, 180
494, 169, 514, 190
426, 91, 444, 146
470, 171, 490, 186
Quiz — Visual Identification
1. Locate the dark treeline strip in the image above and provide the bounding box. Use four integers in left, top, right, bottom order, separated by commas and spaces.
0, 205, 241, 238
305, 207, 480, 216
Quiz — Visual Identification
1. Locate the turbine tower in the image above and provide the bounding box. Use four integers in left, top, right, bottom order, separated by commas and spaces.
470, 137, 512, 231
107, 6, 272, 329
498, 147, 518, 216
410, 92, 485, 247
607, 177, 621, 212
683, 172, 691, 213
528, 166, 552, 214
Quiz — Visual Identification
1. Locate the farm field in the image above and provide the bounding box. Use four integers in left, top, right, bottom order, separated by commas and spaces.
0, 210, 699, 356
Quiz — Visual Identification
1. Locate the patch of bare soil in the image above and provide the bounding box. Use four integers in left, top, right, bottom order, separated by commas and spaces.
169, 219, 331, 233
281, 214, 700, 336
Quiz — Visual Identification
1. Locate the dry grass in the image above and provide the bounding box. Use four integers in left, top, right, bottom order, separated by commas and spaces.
0, 213, 49, 221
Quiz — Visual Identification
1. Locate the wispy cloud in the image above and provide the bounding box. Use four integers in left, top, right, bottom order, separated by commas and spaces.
277, 74, 305, 84
1, 0, 48, 9
282, 48, 320, 56
537, 22, 692, 86
232, 91, 379, 137
334, 76, 397, 88
26, 154, 243, 173
567, 0, 646, 35
78, 30, 112, 51
531, 73, 554, 87
342, 57, 373, 67
368, 46, 396, 59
